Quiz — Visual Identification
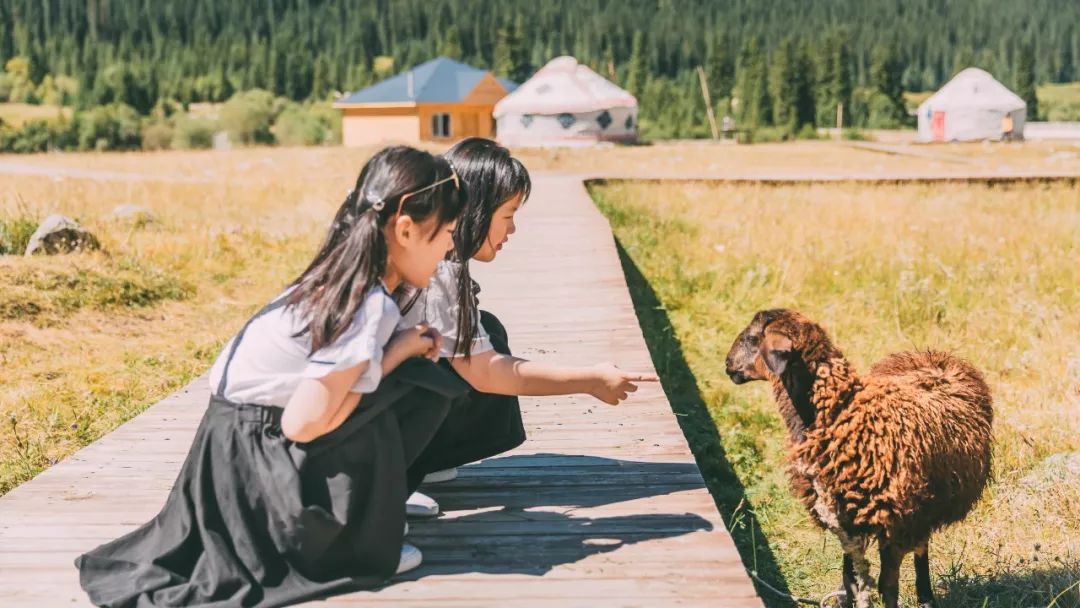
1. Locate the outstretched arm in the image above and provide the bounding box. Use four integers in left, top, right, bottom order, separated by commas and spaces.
451, 350, 658, 405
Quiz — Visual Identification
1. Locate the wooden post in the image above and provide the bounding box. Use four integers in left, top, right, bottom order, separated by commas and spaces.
835, 102, 844, 140
696, 66, 720, 140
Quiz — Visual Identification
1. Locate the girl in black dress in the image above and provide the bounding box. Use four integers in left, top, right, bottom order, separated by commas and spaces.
76, 146, 467, 607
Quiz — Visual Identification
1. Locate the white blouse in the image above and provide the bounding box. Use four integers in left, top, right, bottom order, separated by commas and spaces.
397, 260, 493, 358
208, 286, 401, 407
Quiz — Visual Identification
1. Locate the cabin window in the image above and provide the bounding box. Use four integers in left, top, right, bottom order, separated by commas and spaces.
432, 113, 452, 138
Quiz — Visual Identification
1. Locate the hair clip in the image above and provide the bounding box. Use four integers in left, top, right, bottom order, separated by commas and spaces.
369, 197, 386, 212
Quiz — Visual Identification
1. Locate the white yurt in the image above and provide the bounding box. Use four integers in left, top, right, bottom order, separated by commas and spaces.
493, 56, 638, 146
917, 68, 1027, 142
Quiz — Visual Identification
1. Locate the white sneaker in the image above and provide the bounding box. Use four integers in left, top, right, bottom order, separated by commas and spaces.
395, 543, 423, 574
422, 467, 459, 484
406, 491, 440, 518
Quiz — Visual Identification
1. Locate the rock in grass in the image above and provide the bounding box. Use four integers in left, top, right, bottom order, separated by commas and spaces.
109, 204, 158, 227
24, 214, 101, 256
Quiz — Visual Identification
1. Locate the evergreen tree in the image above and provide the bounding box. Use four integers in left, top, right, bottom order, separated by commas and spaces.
735, 35, 770, 127
217, 69, 234, 103
509, 15, 531, 83
794, 40, 817, 129
769, 37, 798, 132
311, 54, 330, 99
493, 27, 513, 79
1016, 43, 1039, 120
440, 25, 463, 60
705, 34, 734, 102
953, 47, 976, 76
625, 31, 645, 96
817, 29, 853, 128
870, 44, 906, 126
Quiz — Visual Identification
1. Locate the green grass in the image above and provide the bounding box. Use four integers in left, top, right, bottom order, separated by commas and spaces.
0, 213, 37, 255
1039, 82, 1080, 121
590, 179, 1080, 608
0, 256, 193, 321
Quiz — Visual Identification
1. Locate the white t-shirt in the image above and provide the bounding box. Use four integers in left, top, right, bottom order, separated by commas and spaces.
397, 260, 493, 358
208, 285, 401, 407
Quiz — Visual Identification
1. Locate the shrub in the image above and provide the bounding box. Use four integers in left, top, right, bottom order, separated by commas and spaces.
795, 123, 821, 140
77, 103, 142, 151
141, 121, 174, 151
219, 89, 275, 145
170, 116, 216, 150
0, 118, 77, 153
842, 128, 871, 141
271, 102, 340, 146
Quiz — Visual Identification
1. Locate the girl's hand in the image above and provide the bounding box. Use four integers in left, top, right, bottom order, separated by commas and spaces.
388, 323, 443, 362
588, 362, 660, 405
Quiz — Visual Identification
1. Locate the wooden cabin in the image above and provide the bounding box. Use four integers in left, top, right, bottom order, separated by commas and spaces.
334, 57, 517, 147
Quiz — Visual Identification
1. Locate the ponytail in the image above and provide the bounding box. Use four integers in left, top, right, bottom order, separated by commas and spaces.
287, 189, 387, 353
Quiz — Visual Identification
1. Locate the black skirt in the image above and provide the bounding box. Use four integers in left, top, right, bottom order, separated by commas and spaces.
75, 358, 467, 608
407, 311, 527, 491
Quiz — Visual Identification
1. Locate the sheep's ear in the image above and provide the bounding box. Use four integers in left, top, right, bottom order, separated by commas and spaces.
761, 332, 793, 376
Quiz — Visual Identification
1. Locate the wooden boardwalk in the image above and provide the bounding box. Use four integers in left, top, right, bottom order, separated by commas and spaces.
0, 174, 762, 607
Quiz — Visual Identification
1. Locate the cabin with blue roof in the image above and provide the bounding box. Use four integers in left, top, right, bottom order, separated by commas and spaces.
333, 56, 517, 147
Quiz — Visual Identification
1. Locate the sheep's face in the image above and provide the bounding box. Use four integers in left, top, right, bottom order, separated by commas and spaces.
725, 309, 801, 383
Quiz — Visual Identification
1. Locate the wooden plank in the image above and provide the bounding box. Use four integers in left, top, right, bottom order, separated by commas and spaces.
0, 174, 761, 607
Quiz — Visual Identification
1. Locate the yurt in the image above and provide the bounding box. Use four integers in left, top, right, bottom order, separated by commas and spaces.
917, 68, 1027, 142
493, 56, 637, 146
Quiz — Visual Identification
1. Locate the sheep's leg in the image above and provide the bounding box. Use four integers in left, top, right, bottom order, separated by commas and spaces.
833, 534, 874, 608
837, 553, 856, 608
877, 542, 903, 608
913, 541, 937, 608
811, 485, 874, 607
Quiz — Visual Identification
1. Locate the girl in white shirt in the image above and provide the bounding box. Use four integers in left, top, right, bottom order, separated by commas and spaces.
399, 138, 657, 514
76, 146, 466, 607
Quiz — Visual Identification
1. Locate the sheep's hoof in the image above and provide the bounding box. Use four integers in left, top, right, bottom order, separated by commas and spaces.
820, 589, 850, 608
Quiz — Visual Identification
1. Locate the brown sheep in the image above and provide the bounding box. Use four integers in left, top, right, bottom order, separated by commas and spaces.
724, 309, 993, 608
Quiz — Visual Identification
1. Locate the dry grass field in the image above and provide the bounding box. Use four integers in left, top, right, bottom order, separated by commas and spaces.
591, 179, 1080, 607
1, 141, 1078, 606
0, 147, 384, 494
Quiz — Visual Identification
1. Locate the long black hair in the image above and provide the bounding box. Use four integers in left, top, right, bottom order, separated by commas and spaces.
442, 137, 531, 358
288, 146, 465, 354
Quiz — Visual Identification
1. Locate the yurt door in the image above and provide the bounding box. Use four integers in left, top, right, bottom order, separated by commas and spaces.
931, 111, 946, 141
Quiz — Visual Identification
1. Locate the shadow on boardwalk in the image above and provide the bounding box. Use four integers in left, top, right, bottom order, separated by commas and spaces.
614, 241, 797, 608
407, 454, 715, 579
